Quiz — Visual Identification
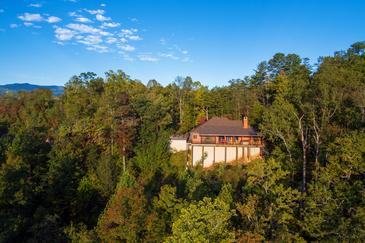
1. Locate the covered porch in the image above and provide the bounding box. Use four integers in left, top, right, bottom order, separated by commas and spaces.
197, 135, 263, 146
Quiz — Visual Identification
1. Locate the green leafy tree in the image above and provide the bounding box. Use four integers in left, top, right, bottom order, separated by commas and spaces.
166, 188, 235, 242
302, 131, 365, 241
236, 159, 302, 241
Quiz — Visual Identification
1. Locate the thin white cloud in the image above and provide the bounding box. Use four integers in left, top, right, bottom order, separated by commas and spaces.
101, 3, 106, 7
24, 22, 34, 27
128, 35, 142, 41
138, 54, 158, 62
18, 13, 43, 22
75, 17, 92, 23
69, 11, 82, 17
102, 22, 120, 28
47, 16, 62, 23
67, 23, 97, 33
78, 35, 103, 45
157, 40, 191, 62
96, 14, 111, 22
174, 44, 188, 55
85, 9, 105, 15
119, 52, 134, 61
18, 13, 62, 25
13, 8, 158, 59
66, 23, 110, 36
119, 44, 135, 52
86, 44, 109, 53
28, 3, 42, 8
106, 37, 117, 43
120, 28, 141, 41
54, 27, 75, 41
121, 28, 137, 35
160, 38, 166, 45
98, 30, 111, 36
159, 53, 179, 60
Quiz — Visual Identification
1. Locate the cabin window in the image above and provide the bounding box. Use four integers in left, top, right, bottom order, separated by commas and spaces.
193, 135, 197, 139
219, 136, 225, 143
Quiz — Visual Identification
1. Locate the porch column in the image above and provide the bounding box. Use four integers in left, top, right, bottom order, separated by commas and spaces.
213, 146, 215, 164
243, 147, 246, 162
236, 146, 238, 161
224, 146, 227, 163
202, 146, 204, 167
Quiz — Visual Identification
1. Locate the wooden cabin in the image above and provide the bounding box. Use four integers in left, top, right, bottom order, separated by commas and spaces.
170, 116, 263, 168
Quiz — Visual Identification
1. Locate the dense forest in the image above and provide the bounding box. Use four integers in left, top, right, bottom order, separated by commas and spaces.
1, 42, 365, 242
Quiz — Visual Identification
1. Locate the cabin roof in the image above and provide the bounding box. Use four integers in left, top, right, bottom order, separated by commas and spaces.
190, 117, 258, 136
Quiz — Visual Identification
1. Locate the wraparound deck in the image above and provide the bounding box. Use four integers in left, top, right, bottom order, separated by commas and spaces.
191, 135, 263, 146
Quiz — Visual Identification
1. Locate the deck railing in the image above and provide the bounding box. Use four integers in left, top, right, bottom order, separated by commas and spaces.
195, 137, 263, 146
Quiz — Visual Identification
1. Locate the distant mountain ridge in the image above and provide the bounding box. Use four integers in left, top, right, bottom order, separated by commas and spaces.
0, 83, 64, 96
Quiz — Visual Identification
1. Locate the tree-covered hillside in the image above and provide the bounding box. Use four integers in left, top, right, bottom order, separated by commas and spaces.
0, 83, 64, 96
0, 42, 364, 242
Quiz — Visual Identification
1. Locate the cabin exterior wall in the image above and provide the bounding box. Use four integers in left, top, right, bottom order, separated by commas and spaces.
170, 139, 187, 152
188, 144, 262, 167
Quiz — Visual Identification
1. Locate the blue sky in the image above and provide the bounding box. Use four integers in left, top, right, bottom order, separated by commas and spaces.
0, 0, 364, 87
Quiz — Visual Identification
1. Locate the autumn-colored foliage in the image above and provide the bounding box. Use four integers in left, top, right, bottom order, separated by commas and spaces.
0, 43, 365, 242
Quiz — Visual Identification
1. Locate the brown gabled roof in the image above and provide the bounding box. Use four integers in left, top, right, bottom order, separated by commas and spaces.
191, 117, 258, 136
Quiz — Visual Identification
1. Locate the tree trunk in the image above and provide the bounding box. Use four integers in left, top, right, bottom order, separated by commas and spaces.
312, 114, 321, 180
179, 96, 183, 125
276, 129, 294, 182
302, 143, 307, 193
296, 114, 308, 193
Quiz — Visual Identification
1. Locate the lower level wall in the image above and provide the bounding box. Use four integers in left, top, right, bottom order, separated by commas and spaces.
189, 144, 261, 167
170, 139, 187, 152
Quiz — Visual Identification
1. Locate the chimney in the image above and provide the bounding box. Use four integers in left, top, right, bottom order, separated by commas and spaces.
243, 116, 249, 129
198, 116, 207, 125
